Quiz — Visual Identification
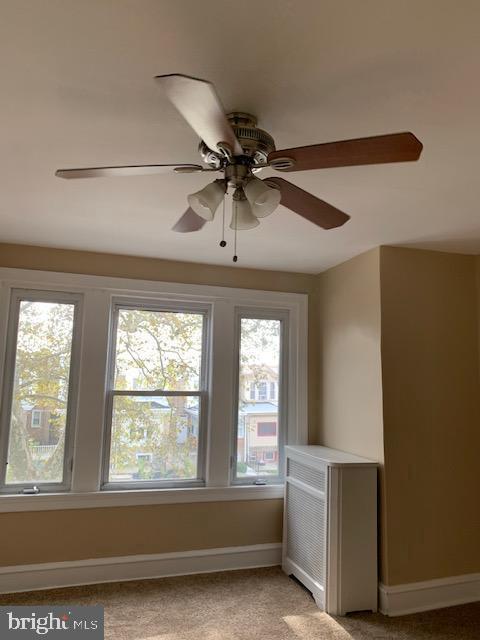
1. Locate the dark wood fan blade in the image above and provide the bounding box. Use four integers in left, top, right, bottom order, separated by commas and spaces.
264, 177, 350, 229
268, 132, 423, 172
156, 74, 243, 156
55, 164, 204, 179
172, 207, 207, 233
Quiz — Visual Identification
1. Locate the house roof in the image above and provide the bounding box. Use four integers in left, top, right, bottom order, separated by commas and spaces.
239, 402, 278, 415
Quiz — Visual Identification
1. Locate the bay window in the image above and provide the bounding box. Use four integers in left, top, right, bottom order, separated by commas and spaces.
0, 269, 307, 508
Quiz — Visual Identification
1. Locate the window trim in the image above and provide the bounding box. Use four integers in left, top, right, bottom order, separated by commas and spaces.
101, 298, 211, 491
0, 288, 83, 494
0, 267, 308, 507
231, 307, 289, 486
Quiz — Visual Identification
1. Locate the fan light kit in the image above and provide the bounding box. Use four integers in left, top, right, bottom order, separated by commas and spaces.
56, 74, 423, 263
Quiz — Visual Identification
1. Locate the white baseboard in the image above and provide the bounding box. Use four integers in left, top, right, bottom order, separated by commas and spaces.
379, 573, 480, 616
0, 543, 282, 595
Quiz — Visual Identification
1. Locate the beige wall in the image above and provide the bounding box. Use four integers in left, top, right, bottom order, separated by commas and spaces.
0, 242, 315, 566
317, 248, 384, 462
316, 248, 387, 579
476, 255, 480, 370
380, 246, 480, 585
317, 245, 480, 587
0, 500, 283, 567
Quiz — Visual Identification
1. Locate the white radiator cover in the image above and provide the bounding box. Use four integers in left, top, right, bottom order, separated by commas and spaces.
283, 445, 378, 615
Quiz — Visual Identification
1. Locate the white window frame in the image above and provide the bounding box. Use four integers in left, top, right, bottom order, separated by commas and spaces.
0, 288, 83, 494
101, 298, 210, 490
0, 268, 307, 512
231, 308, 289, 485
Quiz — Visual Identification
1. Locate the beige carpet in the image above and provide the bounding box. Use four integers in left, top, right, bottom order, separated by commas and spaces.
1, 566, 479, 639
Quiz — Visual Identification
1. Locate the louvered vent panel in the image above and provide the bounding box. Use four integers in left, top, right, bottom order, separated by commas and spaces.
288, 459, 326, 492
286, 482, 326, 585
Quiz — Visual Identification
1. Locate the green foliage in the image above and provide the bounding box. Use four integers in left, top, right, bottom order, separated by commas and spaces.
7, 304, 281, 486
7, 301, 73, 484
236, 461, 248, 474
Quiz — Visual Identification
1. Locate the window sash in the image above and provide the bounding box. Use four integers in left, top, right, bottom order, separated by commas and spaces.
101, 299, 210, 490
231, 308, 289, 486
0, 289, 82, 494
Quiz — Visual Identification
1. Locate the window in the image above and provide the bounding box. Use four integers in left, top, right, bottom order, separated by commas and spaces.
136, 453, 153, 462
257, 421, 277, 437
0, 290, 81, 493
31, 410, 42, 428
102, 302, 208, 489
0, 269, 307, 504
233, 312, 286, 484
257, 381, 268, 401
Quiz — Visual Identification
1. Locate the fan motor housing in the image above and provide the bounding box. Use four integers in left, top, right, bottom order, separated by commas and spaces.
198, 112, 276, 168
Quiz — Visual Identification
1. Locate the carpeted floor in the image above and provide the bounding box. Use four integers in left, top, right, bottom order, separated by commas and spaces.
1, 566, 479, 639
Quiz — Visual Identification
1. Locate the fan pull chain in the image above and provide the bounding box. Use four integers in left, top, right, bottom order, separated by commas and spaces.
233, 200, 238, 263
219, 193, 227, 248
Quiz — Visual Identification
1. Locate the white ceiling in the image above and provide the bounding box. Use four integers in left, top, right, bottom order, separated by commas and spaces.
1, 0, 480, 273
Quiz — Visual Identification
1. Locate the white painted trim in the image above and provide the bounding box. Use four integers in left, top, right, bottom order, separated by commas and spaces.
0, 484, 284, 513
379, 573, 480, 616
0, 267, 308, 308
0, 543, 282, 595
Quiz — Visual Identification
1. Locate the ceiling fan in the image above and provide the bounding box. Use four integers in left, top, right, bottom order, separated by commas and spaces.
56, 73, 423, 260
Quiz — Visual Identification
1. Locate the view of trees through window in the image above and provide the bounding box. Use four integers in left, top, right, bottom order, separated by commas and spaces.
5, 299, 76, 485
236, 317, 282, 479
108, 307, 204, 483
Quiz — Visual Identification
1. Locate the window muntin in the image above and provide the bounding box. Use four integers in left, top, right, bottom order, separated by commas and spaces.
233, 313, 286, 484
103, 303, 208, 488
0, 291, 81, 492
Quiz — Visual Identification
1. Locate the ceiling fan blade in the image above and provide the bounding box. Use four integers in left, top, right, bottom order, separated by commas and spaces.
156, 74, 243, 156
55, 163, 205, 179
264, 177, 350, 230
172, 207, 207, 233
268, 132, 423, 172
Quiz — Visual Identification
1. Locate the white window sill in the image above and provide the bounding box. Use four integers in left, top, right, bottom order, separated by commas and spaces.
0, 484, 285, 513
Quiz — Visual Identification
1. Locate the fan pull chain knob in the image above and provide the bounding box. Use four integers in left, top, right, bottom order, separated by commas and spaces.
220, 240, 227, 247
233, 255, 238, 263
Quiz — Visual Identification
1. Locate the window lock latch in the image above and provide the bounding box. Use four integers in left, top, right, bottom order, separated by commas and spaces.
22, 485, 40, 495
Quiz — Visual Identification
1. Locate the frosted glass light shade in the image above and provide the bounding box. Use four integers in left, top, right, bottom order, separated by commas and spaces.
244, 177, 281, 218
187, 180, 225, 220
230, 198, 259, 230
